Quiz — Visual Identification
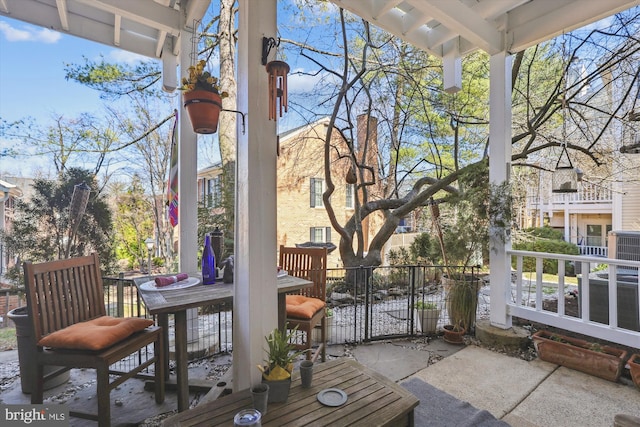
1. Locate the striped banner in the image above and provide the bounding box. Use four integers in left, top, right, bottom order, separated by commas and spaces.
167, 110, 179, 227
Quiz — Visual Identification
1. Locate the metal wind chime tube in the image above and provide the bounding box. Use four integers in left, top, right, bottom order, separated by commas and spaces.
263, 36, 290, 121
267, 60, 290, 120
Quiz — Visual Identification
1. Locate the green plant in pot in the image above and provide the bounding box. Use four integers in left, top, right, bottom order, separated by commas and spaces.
446, 278, 478, 334
414, 300, 441, 334
258, 327, 306, 403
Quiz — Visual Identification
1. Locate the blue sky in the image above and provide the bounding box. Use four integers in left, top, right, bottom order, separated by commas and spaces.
0, 2, 326, 178
0, 17, 153, 177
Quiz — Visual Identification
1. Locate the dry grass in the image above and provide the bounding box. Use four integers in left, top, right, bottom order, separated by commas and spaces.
0, 327, 17, 351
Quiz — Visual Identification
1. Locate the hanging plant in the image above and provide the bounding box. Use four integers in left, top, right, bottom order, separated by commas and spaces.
180, 59, 229, 134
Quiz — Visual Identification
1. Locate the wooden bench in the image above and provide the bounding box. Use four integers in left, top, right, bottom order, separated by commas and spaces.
24, 253, 165, 427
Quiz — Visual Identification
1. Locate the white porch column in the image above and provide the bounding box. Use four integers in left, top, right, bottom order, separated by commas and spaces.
235, 0, 279, 390
178, 22, 199, 274
179, 20, 200, 344
489, 52, 513, 330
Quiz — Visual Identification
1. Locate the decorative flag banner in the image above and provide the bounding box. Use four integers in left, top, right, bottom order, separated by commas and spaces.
168, 110, 179, 227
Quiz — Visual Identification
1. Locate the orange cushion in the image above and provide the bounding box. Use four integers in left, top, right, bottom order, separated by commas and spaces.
38, 316, 154, 351
286, 295, 326, 319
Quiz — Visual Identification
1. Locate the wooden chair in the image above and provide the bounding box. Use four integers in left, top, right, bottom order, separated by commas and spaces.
280, 245, 328, 362
23, 253, 164, 427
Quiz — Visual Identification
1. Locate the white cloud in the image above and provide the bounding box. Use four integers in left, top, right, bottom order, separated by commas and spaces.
107, 49, 151, 64
0, 21, 60, 43
288, 68, 323, 93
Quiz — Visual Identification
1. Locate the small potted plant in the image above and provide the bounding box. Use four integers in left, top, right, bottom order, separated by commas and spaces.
414, 300, 440, 334
312, 307, 333, 343
443, 278, 478, 344
180, 59, 228, 134
257, 327, 305, 403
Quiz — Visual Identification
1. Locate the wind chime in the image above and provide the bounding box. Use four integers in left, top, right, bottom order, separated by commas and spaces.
263, 37, 289, 120
552, 38, 579, 194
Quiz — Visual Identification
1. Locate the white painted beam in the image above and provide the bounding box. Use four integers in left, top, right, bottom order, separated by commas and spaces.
489, 52, 513, 330
507, 0, 639, 53
442, 39, 461, 94
155, 29, 167, 58
113, 14, 121, 46
55, 0, 69, 31
423, 0, 503, 54
74, 0, 181, 37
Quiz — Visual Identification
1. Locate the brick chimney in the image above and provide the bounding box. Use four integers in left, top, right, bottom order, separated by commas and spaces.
356, 112, 379, 185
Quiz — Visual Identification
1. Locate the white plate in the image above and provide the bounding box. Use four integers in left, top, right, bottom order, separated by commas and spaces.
317, 388, 347, 406
277, 270, 288, 278
139, 277, 201, 292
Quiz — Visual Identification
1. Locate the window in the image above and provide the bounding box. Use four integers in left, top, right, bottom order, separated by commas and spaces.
206, 176, 222, 208
345, 184, 354, 209
586, 224, 602, 247
310, 178, 324, 207
310, 227, 332, 243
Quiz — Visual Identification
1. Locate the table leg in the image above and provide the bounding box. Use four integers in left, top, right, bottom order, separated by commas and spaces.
158, 314, 170, 382
175, 310, 189, 412
278, 293, 286, 332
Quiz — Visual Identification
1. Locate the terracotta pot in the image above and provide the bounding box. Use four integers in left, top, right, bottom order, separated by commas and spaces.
182, 90, 222, 134
443, 324, 465, 344
628, 353, 640, 390
532, 330, 627, 382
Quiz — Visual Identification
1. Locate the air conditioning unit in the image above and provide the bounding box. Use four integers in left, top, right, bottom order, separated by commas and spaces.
608, 230, 640, 262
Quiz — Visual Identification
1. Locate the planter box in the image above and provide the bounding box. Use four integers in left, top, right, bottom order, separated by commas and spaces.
532, 330, 627, 382
628, 353, 640, 390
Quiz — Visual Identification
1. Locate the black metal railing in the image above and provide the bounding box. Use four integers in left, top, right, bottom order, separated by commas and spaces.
101, 264, 481, 361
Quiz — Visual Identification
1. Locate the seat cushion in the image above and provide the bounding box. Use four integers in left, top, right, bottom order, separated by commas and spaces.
286, 295, 326, 319
38, 316, 154, 351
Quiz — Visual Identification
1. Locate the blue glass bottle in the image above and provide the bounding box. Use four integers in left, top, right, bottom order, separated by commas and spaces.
202, 233, 216, 285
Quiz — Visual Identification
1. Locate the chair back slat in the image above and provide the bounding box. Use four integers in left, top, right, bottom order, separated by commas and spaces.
279, 246, 327, 300
24, 253, 106, 343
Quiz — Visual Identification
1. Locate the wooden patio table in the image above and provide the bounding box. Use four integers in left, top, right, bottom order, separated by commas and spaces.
135, 274, 312, 412
161, 358, 419, 426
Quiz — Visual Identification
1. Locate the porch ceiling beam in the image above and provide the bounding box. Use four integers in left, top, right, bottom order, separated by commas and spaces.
419, 0, 503, 54
74, 0, 181, 37
55, 0, 69, 31
371, 0, 401, 20
113, 13, 121, 46
506, 0, 639, 53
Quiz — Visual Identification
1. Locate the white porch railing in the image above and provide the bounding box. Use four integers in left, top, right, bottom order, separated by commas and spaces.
578, 245, 608, 257
508, 250, 640, 348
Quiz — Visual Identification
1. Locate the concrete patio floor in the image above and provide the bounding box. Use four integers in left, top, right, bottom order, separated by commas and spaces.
1, 337, 639, 426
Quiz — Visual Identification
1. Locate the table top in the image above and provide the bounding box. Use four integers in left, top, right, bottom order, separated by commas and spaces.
161, 358, 419, 427
134, 275, 312, 315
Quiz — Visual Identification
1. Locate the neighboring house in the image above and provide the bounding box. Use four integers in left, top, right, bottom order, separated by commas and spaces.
197, 115, 384, 268
523, 46, 640, 257
197, 162, 224, 211
0, 177, 26, 277
276, 115, 384, 268
0, 177, 28, 323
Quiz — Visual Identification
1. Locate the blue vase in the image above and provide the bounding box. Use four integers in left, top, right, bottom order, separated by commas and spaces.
202, 233, 216, 285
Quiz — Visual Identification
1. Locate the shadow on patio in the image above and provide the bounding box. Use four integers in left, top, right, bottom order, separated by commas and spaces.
2, 334, 639, 427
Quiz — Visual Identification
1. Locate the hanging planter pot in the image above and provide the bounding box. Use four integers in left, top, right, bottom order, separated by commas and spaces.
183, 90, 222, 134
